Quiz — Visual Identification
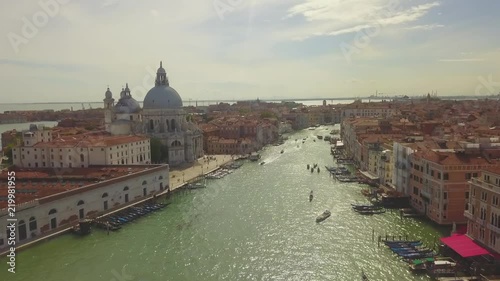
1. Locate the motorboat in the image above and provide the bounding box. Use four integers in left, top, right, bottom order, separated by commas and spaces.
280, 150, 284, 154
361, 271, 369, 281
249, 153, 261, 161
260, 161, 265, 165
316, 210, 331, 223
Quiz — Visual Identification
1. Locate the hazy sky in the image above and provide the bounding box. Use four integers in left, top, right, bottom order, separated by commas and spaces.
1, 0, 500, 103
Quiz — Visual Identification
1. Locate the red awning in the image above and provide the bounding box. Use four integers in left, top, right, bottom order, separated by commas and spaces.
440, 234, 490, 258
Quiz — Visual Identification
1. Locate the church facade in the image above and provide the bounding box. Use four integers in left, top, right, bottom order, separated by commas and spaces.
103, 61, 204, 166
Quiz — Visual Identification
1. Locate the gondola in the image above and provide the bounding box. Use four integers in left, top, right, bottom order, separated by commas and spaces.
309, 191, 313, 202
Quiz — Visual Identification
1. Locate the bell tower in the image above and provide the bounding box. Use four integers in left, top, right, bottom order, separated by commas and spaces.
103, 87, 114, 132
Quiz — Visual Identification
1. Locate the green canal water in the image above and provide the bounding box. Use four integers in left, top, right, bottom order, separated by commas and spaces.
1, 126, 448, 281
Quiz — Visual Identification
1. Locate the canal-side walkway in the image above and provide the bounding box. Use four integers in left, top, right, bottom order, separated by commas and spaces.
167, 154, 234, 191
0, 155, 235, 256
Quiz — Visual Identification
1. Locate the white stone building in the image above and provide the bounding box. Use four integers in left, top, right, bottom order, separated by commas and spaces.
0, 164, 169, 251
103, 61, 204, 166
12, 125, 151, 168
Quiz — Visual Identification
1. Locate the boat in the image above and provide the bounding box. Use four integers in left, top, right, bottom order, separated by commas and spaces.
356, 209, 386, 215
317, 135, 323, 140
316, 210, 331, 223
309, 190, 313, 202
325, 166, 336, 172
352, 205, 383, 211
186, 181, 206, 189
280, 150, 284, 154
249, 153, 261, 161
260, 161, 265, 165
361, 270, 369, 281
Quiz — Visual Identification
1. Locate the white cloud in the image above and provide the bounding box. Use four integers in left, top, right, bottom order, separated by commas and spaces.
405, 24, 444, 30
283, 0, 441, 40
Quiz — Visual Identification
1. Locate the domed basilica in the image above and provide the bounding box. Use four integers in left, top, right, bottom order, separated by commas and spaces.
103, 61, 204, 166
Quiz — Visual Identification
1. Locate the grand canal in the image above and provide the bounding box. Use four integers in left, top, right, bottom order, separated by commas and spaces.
1, 126, 448, 281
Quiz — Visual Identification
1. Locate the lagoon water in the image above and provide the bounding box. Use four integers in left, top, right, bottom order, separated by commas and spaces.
0, 126, 446, 280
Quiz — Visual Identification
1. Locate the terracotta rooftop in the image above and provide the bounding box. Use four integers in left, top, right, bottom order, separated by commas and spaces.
0, 165, 165, 208
483, 165, 500, 176
31, 134, 148, 148
415, 149, 495, 166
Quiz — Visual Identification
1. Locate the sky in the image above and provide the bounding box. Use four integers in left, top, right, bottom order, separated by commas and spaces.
1, 0, 500, 103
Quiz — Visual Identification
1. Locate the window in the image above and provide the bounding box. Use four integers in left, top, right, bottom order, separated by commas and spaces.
465, 173, 471, 180
443, 173, 449, 180
481, 192, 488, 202
413, 187, 419, 195
438, 172, 441, 179
465, 192, 469, 199
443, 192, 448, 200
493, 196, 499, 206
431, 170, 434, 177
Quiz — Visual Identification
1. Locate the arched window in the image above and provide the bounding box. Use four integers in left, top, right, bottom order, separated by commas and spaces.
80, 154, 84, 162
48, 209, 57, 215
123, 186, 129, 191
102, 193, 108, 198
170, 119, 176, 131
159, 176, 163, 180
171, 140, 182, 147
29, 217, 37, 231
149, 119, 154, 130
18, 220, 27, 240
142, 180, 147, 185
77, 200, 84, 206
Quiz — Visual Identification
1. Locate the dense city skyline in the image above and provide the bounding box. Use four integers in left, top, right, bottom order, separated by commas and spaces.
1, 0, 500, 103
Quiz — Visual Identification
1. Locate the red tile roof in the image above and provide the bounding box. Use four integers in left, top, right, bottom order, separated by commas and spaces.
0, 165, 165, 208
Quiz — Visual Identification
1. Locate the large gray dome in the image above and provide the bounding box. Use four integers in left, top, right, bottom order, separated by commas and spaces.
143, 85, 183, 109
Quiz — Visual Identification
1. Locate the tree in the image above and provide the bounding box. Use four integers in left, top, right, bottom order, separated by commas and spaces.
150, 137, 169, 163
260, 111, 275, 119
150, 138, 163, 163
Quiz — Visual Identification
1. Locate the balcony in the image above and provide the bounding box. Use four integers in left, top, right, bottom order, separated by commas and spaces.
464, 211, 474, 220
420, 190, 431, 199
470, 178, 500, 194
487, 223, 500, 234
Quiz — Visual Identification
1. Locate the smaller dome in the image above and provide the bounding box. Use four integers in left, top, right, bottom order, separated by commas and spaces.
114, 96, 141, 114
105, 87, 112, 99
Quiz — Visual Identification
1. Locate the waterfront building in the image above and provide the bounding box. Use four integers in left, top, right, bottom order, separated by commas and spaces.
206, 136, 255, 155
0, 164, 169, 251
466, 167, 500, 254
341, 100, 397, 119
392, 142, 417, 195
103, 61, 204, 166
409, 143, 499, 225
12, 124, 151, 168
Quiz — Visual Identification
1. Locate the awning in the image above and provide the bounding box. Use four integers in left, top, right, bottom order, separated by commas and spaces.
440, 234, 490, 258
359, 170, 379, 180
